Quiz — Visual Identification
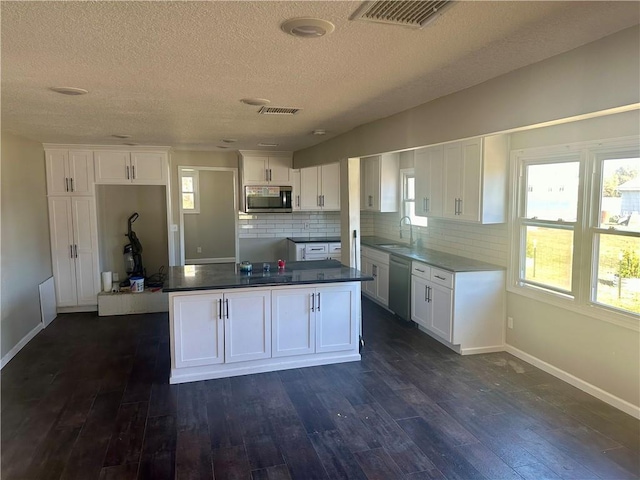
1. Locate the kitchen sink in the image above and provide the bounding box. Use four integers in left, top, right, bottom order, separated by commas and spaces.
377, 243, 410, 249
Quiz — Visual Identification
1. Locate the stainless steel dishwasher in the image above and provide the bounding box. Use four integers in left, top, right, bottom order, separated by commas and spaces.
389, 254, 411, 322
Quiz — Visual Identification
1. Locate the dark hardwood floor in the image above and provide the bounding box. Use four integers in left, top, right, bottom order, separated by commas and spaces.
2, 298, 639, 479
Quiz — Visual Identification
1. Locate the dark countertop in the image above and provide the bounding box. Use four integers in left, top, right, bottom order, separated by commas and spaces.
287, 237, 341, 243
361, 236, 504, 273
163, 260, 372, 292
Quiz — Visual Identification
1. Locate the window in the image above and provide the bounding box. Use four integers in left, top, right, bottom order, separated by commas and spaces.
511, 138, 639, 321
180, 169, 200, 213
401, 169, 428, 227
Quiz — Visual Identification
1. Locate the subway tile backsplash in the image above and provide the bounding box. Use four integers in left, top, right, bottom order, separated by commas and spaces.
238, 212, 341, 238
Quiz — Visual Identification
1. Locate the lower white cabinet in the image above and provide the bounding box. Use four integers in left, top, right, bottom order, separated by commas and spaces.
361, 247, 389, 306
288, 240, 342, 261
169, 282, 361, 383
410, 261, 505, 354
48, 196, 100, 307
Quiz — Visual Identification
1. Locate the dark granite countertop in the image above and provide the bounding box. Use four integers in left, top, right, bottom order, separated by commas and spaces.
287, 237, 341, 243
163, 260, 372, 292
361, 236, 504, 273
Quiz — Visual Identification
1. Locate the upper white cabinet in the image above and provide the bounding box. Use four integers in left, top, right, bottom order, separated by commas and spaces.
239, 151, 292, 185
414, 145, 444, 217
94, 151, 168, 185
361, 153, 399, 212
300, 162, 340, 211
46, 149, 94, 196
414, 135, 508, 224
291, 169, 302, 211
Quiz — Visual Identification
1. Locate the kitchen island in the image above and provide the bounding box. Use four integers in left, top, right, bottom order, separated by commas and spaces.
163, 260, 372, 384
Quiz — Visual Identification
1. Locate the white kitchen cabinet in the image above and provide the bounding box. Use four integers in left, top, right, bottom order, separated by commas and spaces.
287, 240, 342, 261
361, 247, 389, 306
315, 283, 358, 353
173, 293, 225, 368
300, 163, 340, 211
291, 169, 301, 211
272, 287, 315, 357
410, 261, 505, 354
94, 150, 168, 185
224, 290, 271, 363
414, 145, 443, 217
46, 149, 94, 196
48, 196, 100, 307
414, 135, 508, 223
361, 153, 399, 212
239, 151, 292, 184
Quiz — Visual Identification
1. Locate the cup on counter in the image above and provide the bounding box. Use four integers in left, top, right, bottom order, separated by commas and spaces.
263, 262, 270, 272
277, 259, 286, 269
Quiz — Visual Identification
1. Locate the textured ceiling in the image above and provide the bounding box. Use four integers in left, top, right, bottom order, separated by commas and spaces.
2, 1, 639, 151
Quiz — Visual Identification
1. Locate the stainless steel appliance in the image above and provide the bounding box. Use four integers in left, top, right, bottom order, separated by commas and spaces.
389, 254, 411, 321
244, 185, 292, 213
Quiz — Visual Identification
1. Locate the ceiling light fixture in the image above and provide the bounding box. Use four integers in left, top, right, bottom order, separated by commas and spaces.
217, 146, 229, 149
258, 143, 279, 147
281, 18, 335, 38
123, 142, 138, 146
50, 86, 88, 96
221, 138, 237, 144
112, 134, 132, 139
240, 98, 271, 106
312, 129, 326, 136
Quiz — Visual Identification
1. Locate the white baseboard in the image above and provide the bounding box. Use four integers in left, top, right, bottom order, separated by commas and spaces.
1, 323, 44, 369
505, 345, 640, 420
460, 345, 505, 355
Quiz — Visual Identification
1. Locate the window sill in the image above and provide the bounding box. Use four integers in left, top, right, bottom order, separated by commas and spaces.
506, 283, 639, 332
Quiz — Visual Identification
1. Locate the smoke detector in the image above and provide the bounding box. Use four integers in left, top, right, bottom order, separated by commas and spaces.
281, 18, 335, 38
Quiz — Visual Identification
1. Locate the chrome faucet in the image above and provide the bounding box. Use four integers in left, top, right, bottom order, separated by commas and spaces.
399, 216, 414, 246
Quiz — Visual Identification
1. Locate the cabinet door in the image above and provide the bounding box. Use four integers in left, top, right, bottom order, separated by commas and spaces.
68, 150, 94, 195
224, 290, 271, 363
360, 257, 375, 298
131, 152, 168, 185
72, 197, 100, 305
457, 139, 482, 222
48, 197, 77, 307
299, 167, 320, 210
443, 143, 462, 218
320, 163, 340, 210
361, 157, 378, 211
272, 288, 315, 357
411, 276, 429, 328
316, 284, 357, 353
173, 294, 224, 368
291, 169, 301, 211
242, 156, 268, 183
267, 156, 292, 184
46, 150, 70, 195
415, 146, 443, 217
430, 282, 453, 342
375, 262, 389, 307
94, 151, 131, 184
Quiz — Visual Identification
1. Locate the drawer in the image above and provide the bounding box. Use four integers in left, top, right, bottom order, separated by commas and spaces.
362, 246, 389, 265
430, 267, 454, 289
304, 243, 328, 255
329, 243, 341, 253
411, 261, 431, 280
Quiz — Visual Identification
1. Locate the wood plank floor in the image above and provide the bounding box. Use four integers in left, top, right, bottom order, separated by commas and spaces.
2, 299, 638, 479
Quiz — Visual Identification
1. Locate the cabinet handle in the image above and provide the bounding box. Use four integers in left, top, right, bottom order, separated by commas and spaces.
218, 299, 222, 319
70, 245, 73, 258
296, 195, 300, 207
74, 244, 78, 258
71, 178, 75, 192
317, 292, 321, 311
311, 293, 315, 312
132, 165, 136, 179
458, 198, 462, 215
427, 286, 432, 303
425, 285, 428, 302
65, 178, 69, 192
373, 264, 377, 277
426, 197, 429, 213
225, 298, 229, 319
126, 165, 130, 180
321, 195, 325, 207
415, 268, 425, 273
434, 275, 446, 281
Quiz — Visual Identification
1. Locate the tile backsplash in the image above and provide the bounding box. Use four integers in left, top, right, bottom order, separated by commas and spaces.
238, 212, 341, 238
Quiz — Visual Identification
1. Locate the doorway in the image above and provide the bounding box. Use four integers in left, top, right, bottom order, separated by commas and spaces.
178, 166, 238, 265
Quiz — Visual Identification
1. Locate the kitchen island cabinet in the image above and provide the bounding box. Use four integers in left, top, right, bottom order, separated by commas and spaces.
164, 261, 370, 384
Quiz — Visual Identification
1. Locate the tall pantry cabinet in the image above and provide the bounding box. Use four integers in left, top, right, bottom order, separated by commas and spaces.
45, 149, 100, 308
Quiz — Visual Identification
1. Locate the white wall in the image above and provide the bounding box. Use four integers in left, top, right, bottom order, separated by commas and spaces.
1, 132, 51, 359
293, 27, 640, 410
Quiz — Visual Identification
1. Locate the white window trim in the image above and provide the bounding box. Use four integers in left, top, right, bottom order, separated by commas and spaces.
508, 135, 639, 332
180, 169, 200, 214
400, 168, 429, 227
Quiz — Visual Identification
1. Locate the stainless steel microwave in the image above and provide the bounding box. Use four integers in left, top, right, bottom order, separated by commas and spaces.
244, 185, 293, 213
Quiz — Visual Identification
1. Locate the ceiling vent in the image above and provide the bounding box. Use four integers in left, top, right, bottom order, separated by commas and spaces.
351, 1, 454, 29
258, 106, 301, 115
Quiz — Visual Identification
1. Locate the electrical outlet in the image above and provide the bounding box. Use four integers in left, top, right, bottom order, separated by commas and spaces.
304, 222, 310, 230
197, 246, 202, 253
170, 224, 178, 232
507, 317, 514, 329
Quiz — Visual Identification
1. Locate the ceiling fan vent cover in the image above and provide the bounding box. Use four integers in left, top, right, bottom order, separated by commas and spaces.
258, 106, 301, 115
351, 1, 454, 28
